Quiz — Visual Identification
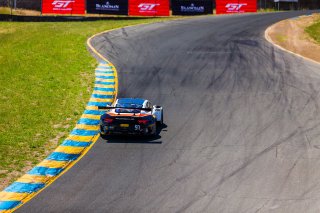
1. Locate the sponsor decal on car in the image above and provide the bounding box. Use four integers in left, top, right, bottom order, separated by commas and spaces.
115, 117, 134, 120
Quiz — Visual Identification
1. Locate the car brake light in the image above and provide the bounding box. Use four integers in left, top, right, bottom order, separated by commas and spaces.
138, 120, 148, 125
104, 118, 113, 123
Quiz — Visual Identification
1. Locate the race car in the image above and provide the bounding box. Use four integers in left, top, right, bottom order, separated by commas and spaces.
99, 98, 163, 138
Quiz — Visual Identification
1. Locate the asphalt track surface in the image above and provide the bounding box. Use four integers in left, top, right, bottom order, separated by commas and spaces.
20, 11, 320, 212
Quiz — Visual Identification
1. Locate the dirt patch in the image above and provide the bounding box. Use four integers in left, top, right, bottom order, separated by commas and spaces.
0, 161, 33, 191
0, 28, 16, 35
13, 9, 41, 16
266, 13, 320, 63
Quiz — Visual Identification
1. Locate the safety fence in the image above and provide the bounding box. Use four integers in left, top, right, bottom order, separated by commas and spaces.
0, 0, 41, 11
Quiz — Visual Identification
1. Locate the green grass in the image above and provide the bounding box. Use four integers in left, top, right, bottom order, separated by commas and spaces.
257, 8, 279, 12
306, 17, 320, 44
0, 18, 177, 186
275, 34, 287, 43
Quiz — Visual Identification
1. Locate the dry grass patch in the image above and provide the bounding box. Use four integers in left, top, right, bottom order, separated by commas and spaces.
267, 13, 320, 63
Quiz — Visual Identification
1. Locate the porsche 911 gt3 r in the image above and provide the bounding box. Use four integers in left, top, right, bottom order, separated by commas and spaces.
99, 98, 163, 138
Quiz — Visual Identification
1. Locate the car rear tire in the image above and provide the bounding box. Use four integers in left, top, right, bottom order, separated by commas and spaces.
100, 133, 109, 140
157, 110, 164, 126
161, 110, 163, 124
152, 123, 158, 136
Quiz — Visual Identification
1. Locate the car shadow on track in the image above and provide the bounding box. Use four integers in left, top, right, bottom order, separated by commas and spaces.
102, 123, 167, 144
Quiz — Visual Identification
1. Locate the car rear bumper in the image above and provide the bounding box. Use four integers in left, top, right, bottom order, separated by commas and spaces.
100, 124, 155, 136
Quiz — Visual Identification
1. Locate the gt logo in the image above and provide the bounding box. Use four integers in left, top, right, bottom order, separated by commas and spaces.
138, 3, 159, 11
52, 0, 75, 8
225, 3, 247, 12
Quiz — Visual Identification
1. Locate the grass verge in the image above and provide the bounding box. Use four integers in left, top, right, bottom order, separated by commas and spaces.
0, 7, 10, 14
0, 7, 41, 16
306, 16, 320, 44
0, 17, 177, 190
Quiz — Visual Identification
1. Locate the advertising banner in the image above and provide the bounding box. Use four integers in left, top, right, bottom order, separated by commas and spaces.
42, 0, 85, 14
129, 0, 169, 16
172, 0, 213, 15
274, 0, 298, 2
215, 0, 257, 14
87, 0, 129, 15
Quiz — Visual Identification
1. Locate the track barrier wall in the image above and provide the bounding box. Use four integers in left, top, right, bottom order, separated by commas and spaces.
0, 0, 261, 16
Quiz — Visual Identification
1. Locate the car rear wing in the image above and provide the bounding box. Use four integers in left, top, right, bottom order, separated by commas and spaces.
98, 106, 152, 111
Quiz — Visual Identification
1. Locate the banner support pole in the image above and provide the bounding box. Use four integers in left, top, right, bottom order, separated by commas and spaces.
40, 0, 43, 15
10, 0, 13, 16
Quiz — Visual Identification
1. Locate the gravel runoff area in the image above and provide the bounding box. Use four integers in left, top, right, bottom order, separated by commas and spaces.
266, 13, 320, 63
